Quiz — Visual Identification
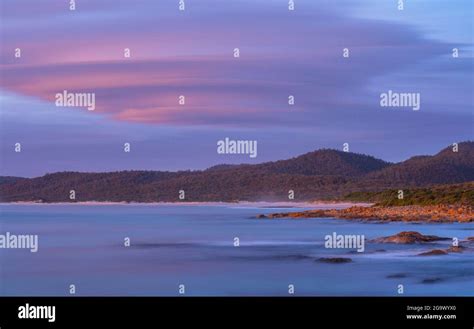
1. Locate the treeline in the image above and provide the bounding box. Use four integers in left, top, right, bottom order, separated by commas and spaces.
344, 182, 474, 206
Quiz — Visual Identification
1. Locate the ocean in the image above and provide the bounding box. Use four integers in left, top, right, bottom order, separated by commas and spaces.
0, 203, 472, 296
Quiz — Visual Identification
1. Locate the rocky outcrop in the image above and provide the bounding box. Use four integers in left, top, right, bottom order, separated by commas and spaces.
258, 205, 474, 223
372, 231, 449, 244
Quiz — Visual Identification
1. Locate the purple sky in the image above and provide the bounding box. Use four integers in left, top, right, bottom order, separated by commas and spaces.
0, 0, 473, 177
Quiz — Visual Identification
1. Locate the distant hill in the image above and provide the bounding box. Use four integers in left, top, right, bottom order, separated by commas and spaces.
0, 142, 472, 202
206, 149, 390, 177
253, 149, 390, 177
364, 142, 474, 186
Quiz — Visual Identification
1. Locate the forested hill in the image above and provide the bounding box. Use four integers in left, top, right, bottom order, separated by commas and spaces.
1, 142, 472, 203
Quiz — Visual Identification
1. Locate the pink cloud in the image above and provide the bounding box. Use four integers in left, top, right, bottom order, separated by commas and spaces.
0, 0, 449, 127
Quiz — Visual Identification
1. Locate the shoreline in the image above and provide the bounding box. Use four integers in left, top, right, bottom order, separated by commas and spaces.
0, 201, 372, 208
3, 202, 472, 223
258, 205, 474, 223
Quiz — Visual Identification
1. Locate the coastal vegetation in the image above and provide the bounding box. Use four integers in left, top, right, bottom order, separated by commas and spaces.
343, 182, 474, 207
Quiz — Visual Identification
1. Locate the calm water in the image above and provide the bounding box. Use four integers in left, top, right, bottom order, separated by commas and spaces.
0, 204, 473, 296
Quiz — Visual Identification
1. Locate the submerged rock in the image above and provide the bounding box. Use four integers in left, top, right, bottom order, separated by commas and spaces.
421, 277, 444, 284
317, 257, 352, 264
418, 249, 448, 256
372, 231, 449, 244
272, 254, 312, 261
447, 245, 466, 253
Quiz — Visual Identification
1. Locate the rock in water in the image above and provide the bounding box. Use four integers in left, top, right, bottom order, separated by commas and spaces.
422, 278, 444, 284
317, 257, 352, 263
418, 249, 448, 256
372, 231, 449, 244
447, 245, 465, 253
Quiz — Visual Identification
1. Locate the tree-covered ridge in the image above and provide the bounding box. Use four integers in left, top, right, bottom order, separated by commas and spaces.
0, 142, 472, 203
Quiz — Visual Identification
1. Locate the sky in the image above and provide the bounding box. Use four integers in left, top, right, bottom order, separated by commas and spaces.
0, 0, 473, 177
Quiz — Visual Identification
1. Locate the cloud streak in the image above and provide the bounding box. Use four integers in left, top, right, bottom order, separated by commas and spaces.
0, 14, 452, 127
